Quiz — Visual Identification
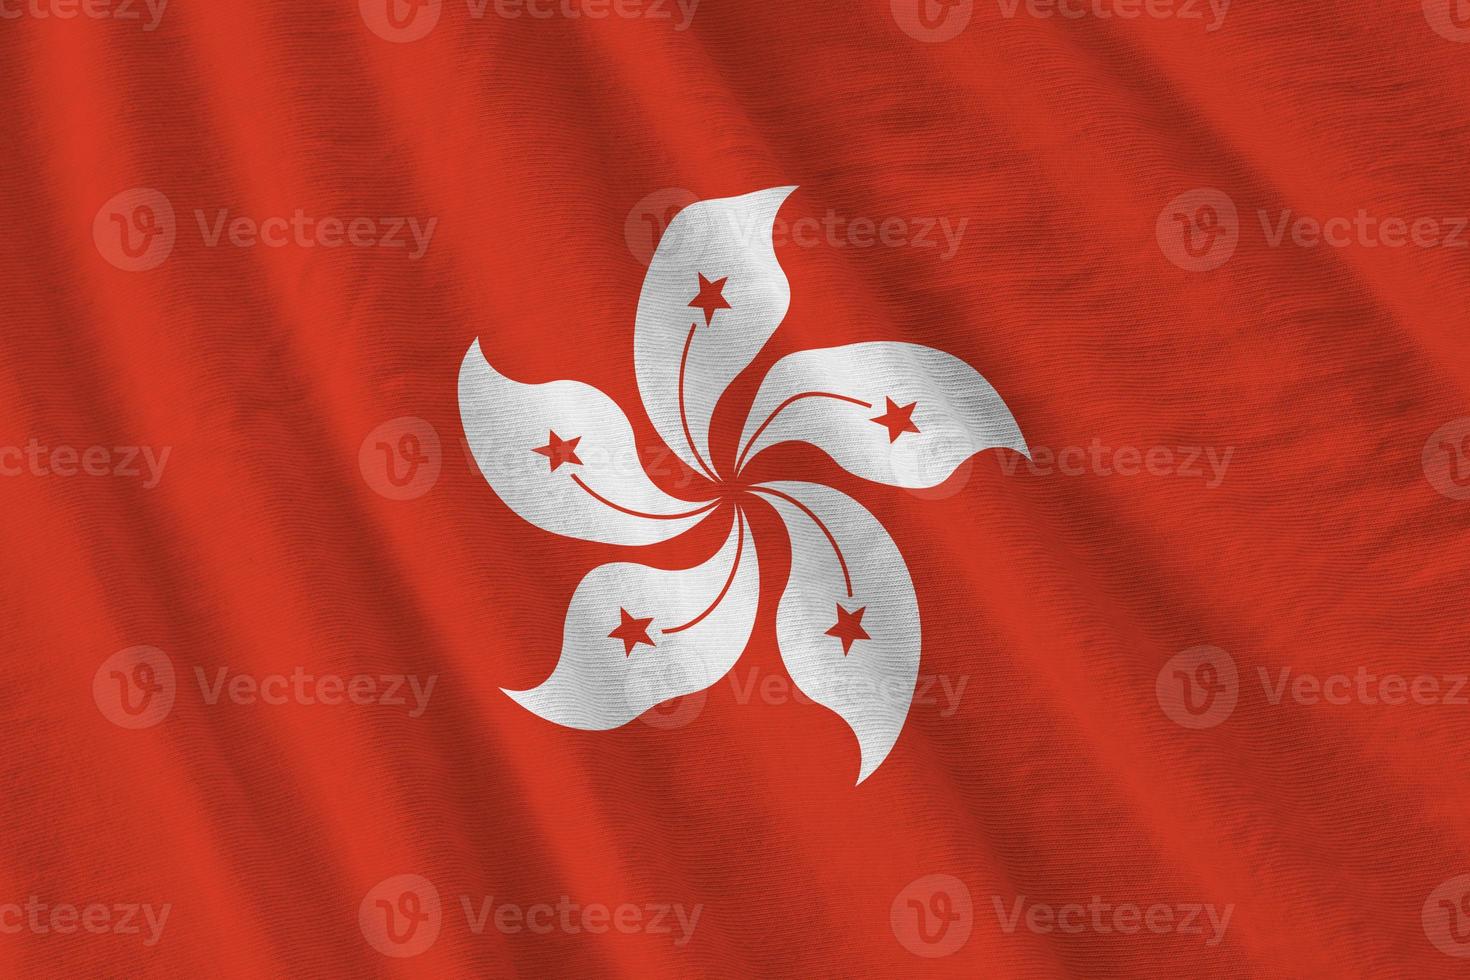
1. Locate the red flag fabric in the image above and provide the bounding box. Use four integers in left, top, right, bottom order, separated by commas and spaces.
4, 1, 1470, 977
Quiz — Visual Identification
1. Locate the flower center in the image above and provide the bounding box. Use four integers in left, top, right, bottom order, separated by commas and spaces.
716, 476, 754, 503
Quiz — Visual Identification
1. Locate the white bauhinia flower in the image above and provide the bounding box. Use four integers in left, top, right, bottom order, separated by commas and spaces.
459, 187, 1027, 784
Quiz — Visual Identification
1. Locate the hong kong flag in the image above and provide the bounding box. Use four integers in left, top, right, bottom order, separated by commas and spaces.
5, 0, 1470, 977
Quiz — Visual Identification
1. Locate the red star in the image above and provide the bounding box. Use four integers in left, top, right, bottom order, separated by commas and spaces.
825, 604, 871, 655
688, 273, 732, 326
532, 431, 582, 471
871, 398, 920, 443
609, 608, 656, 657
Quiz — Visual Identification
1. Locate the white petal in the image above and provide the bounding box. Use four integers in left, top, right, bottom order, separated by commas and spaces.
635, 186, 797, 480
756, 481, 919, 784
504, 509, 759, 729
737, 342, 1028, 489
459, 340, 717, 546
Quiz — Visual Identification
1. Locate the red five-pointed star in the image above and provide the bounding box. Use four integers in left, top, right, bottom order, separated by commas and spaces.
532, 431, 582, 471
610, 609, 656, 657
871, 397, 920, 443
825, 604, 871, 656
688, 273, 732, 326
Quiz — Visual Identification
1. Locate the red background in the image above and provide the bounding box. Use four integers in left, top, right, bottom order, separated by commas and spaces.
3, 0, 1470, 976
